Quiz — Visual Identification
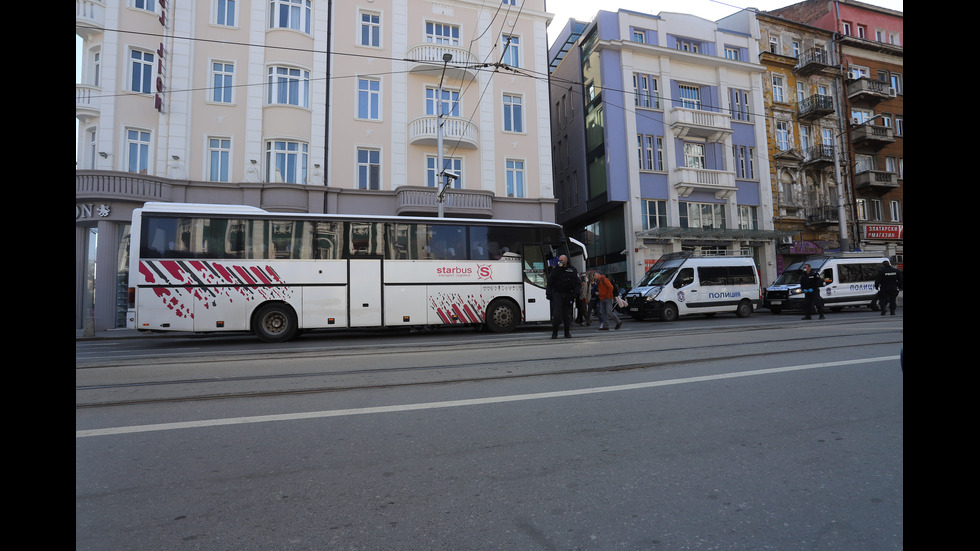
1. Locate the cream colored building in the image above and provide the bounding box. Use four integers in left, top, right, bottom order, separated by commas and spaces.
75, 0, 557, 331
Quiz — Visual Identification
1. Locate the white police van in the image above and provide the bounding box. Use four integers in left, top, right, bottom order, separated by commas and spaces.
625, 252, 761, 321
762, 254, 888, 314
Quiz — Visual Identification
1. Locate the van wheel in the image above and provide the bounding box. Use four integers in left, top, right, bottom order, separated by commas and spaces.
485, 299, 520, 333
253, 302, 298, 342
660, 303, 678, 322
735, 299, 752, 318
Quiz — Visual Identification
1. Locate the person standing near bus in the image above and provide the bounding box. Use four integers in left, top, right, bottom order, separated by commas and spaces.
800, 263, 825, 320
547, 255, 580, 338
595, 270, 622, 330
575, 272, 592, 326
874, 260, 903, 316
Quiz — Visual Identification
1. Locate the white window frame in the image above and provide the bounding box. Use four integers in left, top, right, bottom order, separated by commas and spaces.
505, 158, 526, 198
641, 199, 667, 231
356, 76, 381, 120
210, 61, 235, 104
683, 142, 705, 169
356, 147, 381, 190
425, 21, 460, 45
775, 121, 790, 151
359, 9, 381, 48
269, 0, 311, 34
426, 156, 463, 189
502, 93, 524, 133
214, 0, 237, 27
266, 140, 309, 184
126, 127, 152, 174
772, 75, 785, 103
678, 84, 701, 110
208, 137, 232, 182
129, 48, 154, 94
267, 66, 310, 108
501, 34, 520, 67
426, 86, 459, 116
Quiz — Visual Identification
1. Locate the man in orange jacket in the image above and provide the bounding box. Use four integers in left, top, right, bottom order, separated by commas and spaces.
595, 271, 622, 330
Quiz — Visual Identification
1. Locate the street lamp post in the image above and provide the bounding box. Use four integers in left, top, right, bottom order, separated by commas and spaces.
436, 53, 452, 218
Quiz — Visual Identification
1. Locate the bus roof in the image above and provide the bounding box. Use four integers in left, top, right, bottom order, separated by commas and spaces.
137, 202, 562, 228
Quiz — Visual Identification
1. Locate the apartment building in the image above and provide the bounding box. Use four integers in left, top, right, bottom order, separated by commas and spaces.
768, 0, 903, 266
75, 0, 556, 332
757, 13, 845, 272
549, 9, 780, 288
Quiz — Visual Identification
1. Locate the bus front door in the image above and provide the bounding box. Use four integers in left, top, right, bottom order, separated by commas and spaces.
349, 259, 382, 327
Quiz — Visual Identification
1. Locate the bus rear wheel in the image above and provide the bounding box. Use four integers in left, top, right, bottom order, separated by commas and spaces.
253, 303, 298, 342
485, 299, 520, 333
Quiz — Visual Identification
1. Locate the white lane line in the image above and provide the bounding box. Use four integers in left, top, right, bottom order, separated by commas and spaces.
76, 355, 898, 438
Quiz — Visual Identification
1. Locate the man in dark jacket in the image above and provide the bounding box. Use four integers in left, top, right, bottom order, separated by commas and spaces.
874, 260, 903, 315
800, 263, 825, 320
547, 255, 580, 338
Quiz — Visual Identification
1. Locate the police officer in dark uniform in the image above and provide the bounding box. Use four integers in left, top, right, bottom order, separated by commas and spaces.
800, 263, 825, 320
874, 260, 903, 315
546, 255, 580, 339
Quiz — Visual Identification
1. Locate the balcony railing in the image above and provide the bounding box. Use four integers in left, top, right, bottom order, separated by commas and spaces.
408, 116, 478, 148
850, 124, 895, 149
395, 186, 493, 218
794, 47, 834, 76
846, 77, 894, 104
76, 84, 101, 122
798, 94, 834, 120
854, 170, 898, 191
76, 170, 170, 202
803, 144, 835, 168
76, 0, 105, 38
405, 44, 480, 82
805, 205, 839, 226
668, 107, 732, 142
671, 167, 737, 199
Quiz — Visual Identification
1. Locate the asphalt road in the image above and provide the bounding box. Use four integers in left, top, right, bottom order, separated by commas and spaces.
76, 310, 903, 550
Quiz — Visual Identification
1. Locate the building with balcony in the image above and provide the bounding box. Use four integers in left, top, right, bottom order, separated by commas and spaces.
76, 0, 557, 332
548, 9, 779, 287
769, 0, 903, 266
757, 12, 846, 271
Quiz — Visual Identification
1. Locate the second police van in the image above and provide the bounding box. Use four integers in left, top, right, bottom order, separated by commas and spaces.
624, 252, 761, 321
762, 254, 889, 314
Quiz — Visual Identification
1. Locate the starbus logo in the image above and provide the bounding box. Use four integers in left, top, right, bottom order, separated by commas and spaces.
434, 264, 493, 280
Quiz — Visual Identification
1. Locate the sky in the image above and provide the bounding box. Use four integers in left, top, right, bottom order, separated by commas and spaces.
545, 0, 903, 47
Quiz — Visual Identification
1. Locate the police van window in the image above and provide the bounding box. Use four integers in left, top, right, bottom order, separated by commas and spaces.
860, 263, 878, 281
698, 266, 728, 286
674, 267, 695, 287
821, 268, 833, 282
729, 266, 756, 285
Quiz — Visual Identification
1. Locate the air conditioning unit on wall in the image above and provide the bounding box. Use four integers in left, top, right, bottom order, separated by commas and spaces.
780, 236, 794, 244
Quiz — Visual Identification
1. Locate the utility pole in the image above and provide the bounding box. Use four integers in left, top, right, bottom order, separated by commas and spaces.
436, 53, 452, 218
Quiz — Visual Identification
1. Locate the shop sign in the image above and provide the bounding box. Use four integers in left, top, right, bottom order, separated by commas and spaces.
864, 225, 903, 240
76, 203, 111, 220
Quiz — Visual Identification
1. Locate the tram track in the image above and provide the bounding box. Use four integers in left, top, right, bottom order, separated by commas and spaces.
76, 320, 902, 409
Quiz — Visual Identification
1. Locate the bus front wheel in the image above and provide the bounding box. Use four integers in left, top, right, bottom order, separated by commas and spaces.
485, 299, 520, 333
253, 303, 298, 342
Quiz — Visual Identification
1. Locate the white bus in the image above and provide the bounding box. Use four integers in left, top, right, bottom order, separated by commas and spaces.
127, 203, 585, 342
